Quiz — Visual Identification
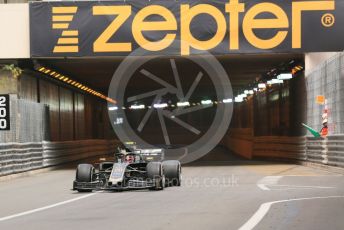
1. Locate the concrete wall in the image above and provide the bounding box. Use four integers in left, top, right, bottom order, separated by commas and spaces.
0, 4, 29, 58
305, 52, 344, 134
0, 68, 116, 142
1, 0, 28, 3
0, 70, 18, 94
305, 52, 339, 76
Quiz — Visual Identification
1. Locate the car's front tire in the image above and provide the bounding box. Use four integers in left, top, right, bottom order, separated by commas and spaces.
147, 162, 164, 190
75, 164, 95, 192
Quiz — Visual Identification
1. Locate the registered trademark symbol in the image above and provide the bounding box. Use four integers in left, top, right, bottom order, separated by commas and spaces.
321, 13, 335, 27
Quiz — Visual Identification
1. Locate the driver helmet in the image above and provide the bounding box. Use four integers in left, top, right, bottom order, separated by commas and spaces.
125, 154, 135, 163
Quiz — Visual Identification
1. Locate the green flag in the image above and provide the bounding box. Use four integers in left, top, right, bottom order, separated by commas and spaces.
302, 123, 321, 137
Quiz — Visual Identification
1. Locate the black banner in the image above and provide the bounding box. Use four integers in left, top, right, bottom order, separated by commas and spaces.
0, 94, 10, 131
29, 0, 344, 57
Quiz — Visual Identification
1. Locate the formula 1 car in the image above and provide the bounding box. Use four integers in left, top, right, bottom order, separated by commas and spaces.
72, 148, 181, 192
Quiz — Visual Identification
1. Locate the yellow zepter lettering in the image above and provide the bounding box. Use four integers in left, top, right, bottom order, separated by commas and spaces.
93, 6, 132, 52
52, 6, 79, 53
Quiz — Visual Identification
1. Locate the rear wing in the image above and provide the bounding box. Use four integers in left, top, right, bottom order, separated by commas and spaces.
122, 142, 164, 162
135, 149, 164, 162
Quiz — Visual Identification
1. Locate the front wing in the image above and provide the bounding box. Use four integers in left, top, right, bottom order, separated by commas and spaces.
73, 179, 156, 191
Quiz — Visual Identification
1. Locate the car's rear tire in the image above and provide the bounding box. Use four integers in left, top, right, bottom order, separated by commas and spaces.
76, 164, 95, 192
147, 162, 164, 190
163, 160, 181, 186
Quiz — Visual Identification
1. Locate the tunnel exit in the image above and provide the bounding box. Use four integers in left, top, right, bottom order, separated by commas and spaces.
6, 51, 302, 163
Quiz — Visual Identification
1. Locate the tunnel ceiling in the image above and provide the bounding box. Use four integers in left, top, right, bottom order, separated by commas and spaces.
39, 53, 303, 94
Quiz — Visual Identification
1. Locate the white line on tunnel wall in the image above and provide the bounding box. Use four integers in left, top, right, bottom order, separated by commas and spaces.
238, 196, 344, 230
0, 192, 97, 222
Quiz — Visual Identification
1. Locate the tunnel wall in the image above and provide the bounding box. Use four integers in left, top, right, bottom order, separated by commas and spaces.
222, 71, 307, 159
0, 68, 118, 176
224, 52, 344, 169
229, 73, 306, 137
14, 71, 116, 142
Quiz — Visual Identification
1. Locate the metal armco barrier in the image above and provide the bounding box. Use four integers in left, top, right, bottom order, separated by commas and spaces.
222, 131, 344, 168
0, 142, 43, 176
221, 128, 253, 159
222, 130, 307, 160
253, 136, 307, 160
0, 139, 120, 176
42, 139, 119, 167
306, 135, 344, 167
326, 135, 344, 167
305, 136, 327, 164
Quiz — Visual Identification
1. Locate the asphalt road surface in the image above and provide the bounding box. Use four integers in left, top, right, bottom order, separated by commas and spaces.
1, 147, 344, 230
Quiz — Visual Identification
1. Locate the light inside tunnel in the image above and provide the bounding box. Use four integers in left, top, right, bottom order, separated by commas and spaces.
108, 106, 118, 111
177, 101, 190, 107
234, 97, 244, 103
130, 104, 145, 110
153, 103, 168, 109
213, 60, 303, 104
35, 65, 116, 104
278, 73, 293, 80
201, 100, 213, 105
222, 98, 233, 103
258, 83, 266, 89
268, 79, 284, 85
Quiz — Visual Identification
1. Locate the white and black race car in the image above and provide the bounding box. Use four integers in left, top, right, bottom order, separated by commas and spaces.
73, 148, 181, 192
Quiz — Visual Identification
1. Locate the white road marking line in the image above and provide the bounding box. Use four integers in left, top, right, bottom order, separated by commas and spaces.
257, 184, 270, 191
277, 175, 343, 177
238, 195, 344, 230
270, 185, 334, 189
256, 176, 283, 191
0, 192, 97, 222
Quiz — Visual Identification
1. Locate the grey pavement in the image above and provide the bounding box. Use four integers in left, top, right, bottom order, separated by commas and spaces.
0, 147, 343, 230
